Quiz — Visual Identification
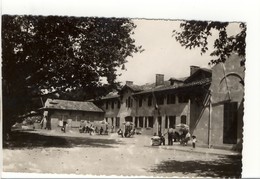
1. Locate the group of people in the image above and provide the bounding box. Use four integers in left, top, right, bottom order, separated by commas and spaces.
79, 123, 110, 135
117, 128, 136, 138
152, 128, 197, 148
78, 120, 114, 135
79, 124, 96, 135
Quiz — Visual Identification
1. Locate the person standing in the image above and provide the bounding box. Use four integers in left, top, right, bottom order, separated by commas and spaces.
100, 127, 103, 135
192, 135, 197, 148
111, 125, 114, 133
62, 120, 67, 133
159, 132, 165, 145
168, 127, 174, 145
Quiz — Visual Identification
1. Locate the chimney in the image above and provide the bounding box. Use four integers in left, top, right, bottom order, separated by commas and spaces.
126, 81, 133, 85
155, 74, 164, 86
190, 66, 200, 76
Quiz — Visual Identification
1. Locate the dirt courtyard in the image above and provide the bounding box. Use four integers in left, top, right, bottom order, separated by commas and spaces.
3, 130, 242, 177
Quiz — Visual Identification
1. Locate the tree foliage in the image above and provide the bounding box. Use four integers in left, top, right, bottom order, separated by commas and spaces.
2, 15, 141, 134
173, 20, 246, 65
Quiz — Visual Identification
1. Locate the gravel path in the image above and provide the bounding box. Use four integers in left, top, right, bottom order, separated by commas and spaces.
3, 130, 242, 177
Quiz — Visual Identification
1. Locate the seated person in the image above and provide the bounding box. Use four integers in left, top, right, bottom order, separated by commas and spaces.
117, 129, 123, 137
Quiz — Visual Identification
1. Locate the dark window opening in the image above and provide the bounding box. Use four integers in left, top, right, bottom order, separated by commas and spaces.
135, 117, 138, 127
181, 115, 187, 124
148, 116, 154, 128
111, 101, 114, 109
127, 97, 132, 108
169, 116, 176, 128
139, 97, 142, 107
139, 117, 144, 128
156, 94, 164, 105
179, 94, 189, 103
125, 116, 133, 122
117, 100, 121, 108
148, 96, 152, 106
106, 101, 109, 109
167, 94, 176, 104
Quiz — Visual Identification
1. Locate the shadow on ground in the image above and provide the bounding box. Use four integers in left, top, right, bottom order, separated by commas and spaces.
149, 155, 242, 178
3, 130, 122, 149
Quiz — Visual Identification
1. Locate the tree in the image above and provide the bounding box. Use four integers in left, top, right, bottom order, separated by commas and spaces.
2, 15, 142, 137
172, 20, 246, 66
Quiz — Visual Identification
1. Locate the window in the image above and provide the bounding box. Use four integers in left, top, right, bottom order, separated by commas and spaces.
156, 94, 164, 105
128, 97, 130, 107
223, 102, 238, 144
117, 100, 121, 108
145, 117, 148, 128
135, 117, 138, 127
179, 94, 189, 103
127, 97, 132, 108
106, 101, 109, 109
148, 116, 154, 128
167, 94, 176, 104
139, 97, 142, 107
125, 99, 128, 107
181, 115, 187, 124
125, 116, 133, 122
111, 101, 114, 109
116, 117, 120, 127
169, 116, 176, 128
139, 117, 144, 128
105, 118, 108, 122
148, 95, 152, 106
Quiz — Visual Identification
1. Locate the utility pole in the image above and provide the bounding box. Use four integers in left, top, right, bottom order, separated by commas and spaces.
208, 92, 212, 148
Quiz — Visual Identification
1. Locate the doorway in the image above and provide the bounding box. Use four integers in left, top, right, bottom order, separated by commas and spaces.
223, 102, 238, 144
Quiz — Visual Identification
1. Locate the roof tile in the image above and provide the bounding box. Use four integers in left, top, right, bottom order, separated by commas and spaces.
44, 99, 104, 112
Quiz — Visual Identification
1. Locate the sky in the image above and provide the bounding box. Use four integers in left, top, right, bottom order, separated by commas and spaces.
2, 0, 260, 178
117, 19, 214, 85
116, 20, 243, 85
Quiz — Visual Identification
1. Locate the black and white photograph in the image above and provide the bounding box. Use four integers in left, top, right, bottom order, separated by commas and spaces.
1, 0, 260, 178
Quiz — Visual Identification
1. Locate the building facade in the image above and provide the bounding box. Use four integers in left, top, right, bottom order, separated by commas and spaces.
94, 54, 244, 150
95, 67, 212, 136
192, 54, 244, 150
42, 99, 104, 130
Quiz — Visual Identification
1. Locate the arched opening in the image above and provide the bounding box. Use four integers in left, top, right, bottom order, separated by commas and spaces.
125, 116, 133, 122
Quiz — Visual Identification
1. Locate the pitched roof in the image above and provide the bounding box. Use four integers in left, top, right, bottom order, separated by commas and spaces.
99, 67, 212, 99
44, 98, 104, 112
185, 68, 212, 83
123, 84, 144, 92
101, 91, 120, 100
169, 77, 187, 82
133, 78, 211, 95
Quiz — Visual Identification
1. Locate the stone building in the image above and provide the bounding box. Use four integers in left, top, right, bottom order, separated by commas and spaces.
42, 99, 104, 130
192, 54, 244, 150
94, 54, 244, 150
94, 66, 211, 136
